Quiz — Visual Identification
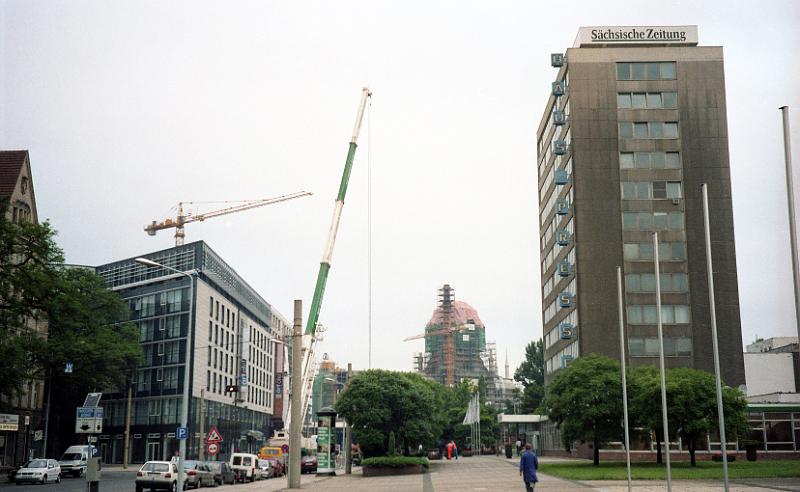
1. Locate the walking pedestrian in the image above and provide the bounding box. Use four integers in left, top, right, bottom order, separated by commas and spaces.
515, 438, 521, 457
451, 441, 458, 460
519, 443, 538, 492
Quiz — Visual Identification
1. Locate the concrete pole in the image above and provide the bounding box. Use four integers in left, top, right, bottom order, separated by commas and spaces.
653, 232, 672, 492
288, 300, 303, 488
177, 273, 195, 492
702, 184, 729, 491
344, 363, 352, 474
42, 370, 51, 458
780, 106, 800, 342
616, 267, 632, 492
198, 389, 205, 461
123, 384, 133, 469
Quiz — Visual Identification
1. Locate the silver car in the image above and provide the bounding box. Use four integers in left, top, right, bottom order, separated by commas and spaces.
182, 461, 215, 488
15, 459, 62, 484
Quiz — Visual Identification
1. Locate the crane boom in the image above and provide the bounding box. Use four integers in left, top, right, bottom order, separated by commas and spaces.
144, 191, 312, 245
283, 88, 371, 433
305, 87, 371, 335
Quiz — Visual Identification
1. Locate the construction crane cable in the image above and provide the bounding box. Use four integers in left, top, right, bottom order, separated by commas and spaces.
368, 94, 373, 370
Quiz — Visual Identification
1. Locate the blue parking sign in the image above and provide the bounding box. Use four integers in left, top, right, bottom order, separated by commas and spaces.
177, 427, 188, 440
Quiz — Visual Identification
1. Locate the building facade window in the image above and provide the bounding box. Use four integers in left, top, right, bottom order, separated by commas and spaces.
629, 337, 692, 356
625, 273, 689, 293
623, 242, 686, 261
617, 92, 678, 109
621, 181, 682, 200
626, 304, 691, 324
622, 211, 684, 231
620, 152, 681, 170
619, 121, 679, 139
617, 62, 676, 80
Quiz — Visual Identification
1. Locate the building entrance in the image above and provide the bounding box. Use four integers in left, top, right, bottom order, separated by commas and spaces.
146, 442, 160, 462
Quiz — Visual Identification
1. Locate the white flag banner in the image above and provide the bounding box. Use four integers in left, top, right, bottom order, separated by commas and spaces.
463, 393, 480, 425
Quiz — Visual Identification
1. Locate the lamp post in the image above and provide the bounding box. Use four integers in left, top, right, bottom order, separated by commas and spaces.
135, 258, 196, 492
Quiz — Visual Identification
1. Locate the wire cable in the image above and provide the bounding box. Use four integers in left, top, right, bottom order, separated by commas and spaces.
367, 95, 373, 370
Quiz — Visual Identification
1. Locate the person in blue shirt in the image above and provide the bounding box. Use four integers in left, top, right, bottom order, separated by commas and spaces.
519, 443, 538, 491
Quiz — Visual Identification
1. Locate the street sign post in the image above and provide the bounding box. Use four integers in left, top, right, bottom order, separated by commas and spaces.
205, 426, 223, 443
177, 427, 188, 440
75, 407, 103, 434
206, 442, 219, 456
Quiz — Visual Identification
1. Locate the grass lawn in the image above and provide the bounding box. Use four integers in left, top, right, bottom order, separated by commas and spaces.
539, 460, 800, 480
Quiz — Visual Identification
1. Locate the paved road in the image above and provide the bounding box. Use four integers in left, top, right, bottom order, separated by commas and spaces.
0, 470, 295, 492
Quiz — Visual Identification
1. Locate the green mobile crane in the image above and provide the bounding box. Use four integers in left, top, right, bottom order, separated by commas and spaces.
284, 87, 371, 431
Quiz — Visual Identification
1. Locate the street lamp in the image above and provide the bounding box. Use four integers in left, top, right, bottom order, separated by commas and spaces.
135, 258, 196, 492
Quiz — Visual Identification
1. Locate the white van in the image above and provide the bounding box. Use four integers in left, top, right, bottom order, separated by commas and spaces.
58, 445, 97, 477
229, 453, 259, 483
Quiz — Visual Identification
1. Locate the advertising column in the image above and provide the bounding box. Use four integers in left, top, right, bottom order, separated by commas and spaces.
315, 407, 336, 476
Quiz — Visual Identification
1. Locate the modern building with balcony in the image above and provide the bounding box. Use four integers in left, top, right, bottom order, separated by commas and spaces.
94, 241, 291, 464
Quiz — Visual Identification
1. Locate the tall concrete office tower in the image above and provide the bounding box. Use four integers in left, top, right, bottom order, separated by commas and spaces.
538, 26, 744, 387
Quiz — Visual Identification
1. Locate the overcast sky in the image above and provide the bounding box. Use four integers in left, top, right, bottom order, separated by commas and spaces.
2, 1, 799, 375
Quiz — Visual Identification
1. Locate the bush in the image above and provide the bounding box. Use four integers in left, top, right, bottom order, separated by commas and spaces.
362, 456, 430, 469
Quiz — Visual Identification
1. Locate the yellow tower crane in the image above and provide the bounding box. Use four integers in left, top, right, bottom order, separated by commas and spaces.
144, 191, 312, 246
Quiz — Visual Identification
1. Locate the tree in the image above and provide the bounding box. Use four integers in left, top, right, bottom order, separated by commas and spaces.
514, 339, 545, 413
0, 209, 142, 455
630, 366, 751, 466
514, 339, 544, 387
0, 210, 63, 402
335, 370, 440, 458
542, 354, 623, 465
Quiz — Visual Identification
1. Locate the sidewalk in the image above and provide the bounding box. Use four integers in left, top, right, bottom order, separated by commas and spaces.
272, 456, 800, 491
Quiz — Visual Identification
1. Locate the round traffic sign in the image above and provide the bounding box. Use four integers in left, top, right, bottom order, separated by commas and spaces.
281, 444, 289, 454
207, 442, 219, 456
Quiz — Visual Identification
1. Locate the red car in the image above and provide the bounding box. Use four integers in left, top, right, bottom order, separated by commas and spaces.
300, 455, 317, 474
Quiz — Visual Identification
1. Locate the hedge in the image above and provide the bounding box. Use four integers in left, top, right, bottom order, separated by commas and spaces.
362, 456, 430, 468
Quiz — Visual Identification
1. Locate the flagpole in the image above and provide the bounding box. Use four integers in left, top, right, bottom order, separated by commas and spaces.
654, 231, 672, 491
617, 266, 632, 492
702, 183, 730, 491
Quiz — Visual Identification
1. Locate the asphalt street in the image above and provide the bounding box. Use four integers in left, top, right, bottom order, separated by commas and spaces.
0, 471, 281, 492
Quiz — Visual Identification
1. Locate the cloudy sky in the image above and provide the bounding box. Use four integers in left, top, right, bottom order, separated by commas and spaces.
2, 1, 799, 374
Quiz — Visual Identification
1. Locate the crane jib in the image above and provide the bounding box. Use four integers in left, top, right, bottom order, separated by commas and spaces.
337, 142, 358, 202
304, 87, 371, 337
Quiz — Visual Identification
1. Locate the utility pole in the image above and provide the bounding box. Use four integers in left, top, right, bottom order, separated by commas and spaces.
198, 389, 205, 461
288, 300, 303, 489
42, 369, 52, 458
123, 383, 133, 469
344, 363, 352, 474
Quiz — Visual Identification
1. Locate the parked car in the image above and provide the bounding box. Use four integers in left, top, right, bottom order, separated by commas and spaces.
204, 461, 235, 485
14, 459, 61, 484
183, 461, 215, 488
58, 444, 98, 477
136, 461, 178, 492
300, 455, 317, 474
266, 457, 283, 477
256, 460, 273, 479
228, 453, 258, 483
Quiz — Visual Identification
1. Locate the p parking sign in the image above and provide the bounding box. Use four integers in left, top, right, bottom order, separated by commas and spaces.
177, 427, 188, 440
